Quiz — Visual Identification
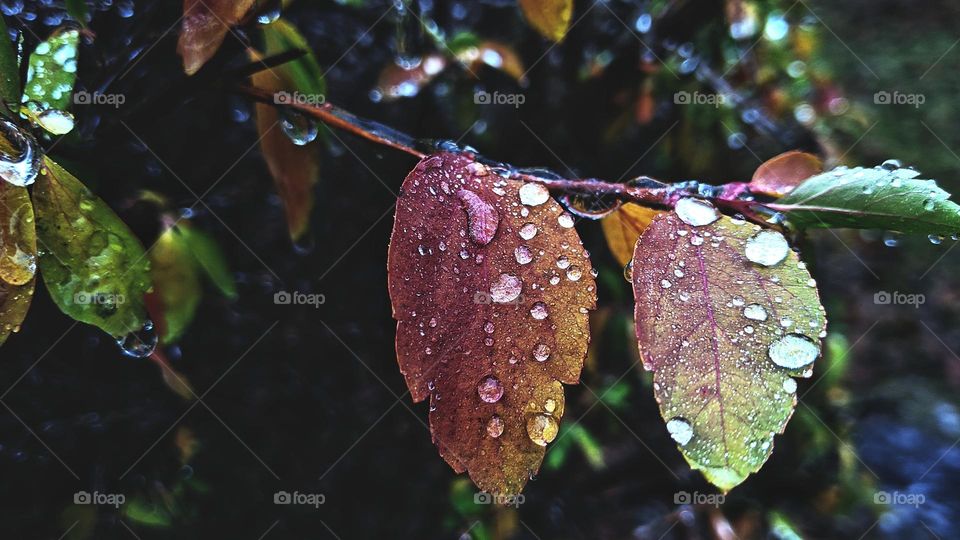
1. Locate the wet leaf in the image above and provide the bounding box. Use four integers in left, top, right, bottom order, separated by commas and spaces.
388, 153, 597, 495
749, 151, 822, 197
250, 47, 319, 241
0, 181, 37, 285
22, 27, 79, 114
262, 18, 326, 98
519, 0, 574, 42
178, 0, 257, 75
149, 226, 201, 344
33, 157, 151, 338
600, 203, 661, 267
0, 15, 19, 113
0, 277, 34, 345
632, 209, 826, 491
178, 223, 236, 299
771, 163, 960, 234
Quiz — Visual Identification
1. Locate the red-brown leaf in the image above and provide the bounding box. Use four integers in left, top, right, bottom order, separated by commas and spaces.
177, 0, 256, 75
388, 153, 597, 495
633, 206, 826, 491
750, 151, 823, 197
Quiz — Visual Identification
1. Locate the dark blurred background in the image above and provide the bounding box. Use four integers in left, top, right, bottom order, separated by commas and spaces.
1, 0, 960, 538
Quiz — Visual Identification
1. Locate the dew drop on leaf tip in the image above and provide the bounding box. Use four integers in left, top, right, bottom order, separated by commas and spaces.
116, 320, 159, 358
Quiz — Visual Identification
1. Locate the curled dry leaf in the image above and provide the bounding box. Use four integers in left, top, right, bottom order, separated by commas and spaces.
388, 153, 597, 495
0, 181, 37, 285
633, 206, 826, 491
518, 0, 574, 42
601, 202, 662, 267
0, 278, 33, 345
749, 151, 822, 198
178, 0, 257, 75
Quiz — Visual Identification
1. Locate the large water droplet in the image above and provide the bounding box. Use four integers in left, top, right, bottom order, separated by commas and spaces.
116, 321, 158, 358
743, 304, 768, 321
456, 189, 499, 245
526, 414, 559, 446
36, 109, 75, 135
532, 343, 551, 362
518, 183, 550, 206
519, 223, 538, 240
675, 198, 720, 227
768, 333, 819, 369
490, 273, 522, 303
745, 230, 790, 266
515, 245, 533, 264
279, 109, 318, 145
530, 302, 549, 320
486, 415, 504, 438
477, 375, 504, 403
666, 417, 693, 446
0, 119, 42, 186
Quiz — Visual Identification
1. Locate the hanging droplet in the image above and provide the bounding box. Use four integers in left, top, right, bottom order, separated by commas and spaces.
745, 230, 790, 266
526, 414, 559, 446
675, 198, 720, 227
623, 260, 634, 282
666, 417, 694, 446
256, 2, 281, 24
0, 119, 42, 186
477, 375, 504, 403
116, 320, 158, 358
768, 333, 819, 369
279, 109, 319, 145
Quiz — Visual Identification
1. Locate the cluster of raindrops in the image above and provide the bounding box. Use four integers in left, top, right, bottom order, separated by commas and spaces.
2, 0, 135, 27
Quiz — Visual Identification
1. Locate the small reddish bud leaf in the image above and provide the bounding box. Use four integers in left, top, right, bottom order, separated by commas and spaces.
750, 151, 823, 197
632, 207, 826, 491
600, 202, 662, 267
388, 153, 597, 495
177, 0, 257, 76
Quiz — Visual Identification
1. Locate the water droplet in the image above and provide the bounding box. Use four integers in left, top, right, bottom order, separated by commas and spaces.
881, 159, 902, 171
768, 333, 820, 369
530, 302, 549, 320
782, 378, 797, 393
279, 109, 318, 145
929, 234, 943, 245
486, 415, 505, 438
515, 245, 533, 264
745, 230, 790, 266
116, 321, 158, 358
456, 189, 499, 245
518, 183, 550, 206
36, 109, 75, 135
924, 199, 936, 211
556, 256, 570, 269
675, 198, 720, 227
483, 320, 495, 333
623, 261, 634, 282
743, 304, 768, 321
490, 274, 522, 303
477, 375, 504, 403
557, 213, 575, 228
544, 398, 557, 413
526, 414, 559, 446
519, 223, 538, 240
256, 4, 281, 24
0, 119, 42, 186
532, 343, 551, 362
566, 266, 582, 281
666, 417, 694, 446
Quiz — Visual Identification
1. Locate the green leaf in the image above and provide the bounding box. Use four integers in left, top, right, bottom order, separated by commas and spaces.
633, 208, 827, 491
0, 277, 34, 345
0, 181, 37, 285
65, 0, 91, 27
33, 157, 151, 338
22, 27, 79, 114
123, 499, 172, 528
149, 225, 201, 344
770, 164, 960, 234
178, 223, 236, 299
262, 18, 326, 97
0, 15, 20, 113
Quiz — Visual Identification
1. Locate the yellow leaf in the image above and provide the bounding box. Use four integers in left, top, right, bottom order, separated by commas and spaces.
519, 0, 574, 42
177, 0, 257, 75
601, 203, 662, 267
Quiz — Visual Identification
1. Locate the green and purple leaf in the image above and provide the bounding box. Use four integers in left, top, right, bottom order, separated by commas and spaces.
388, 152, 596, 495
770, 163, 960, 234
633, 203, 826, 491
0, 180, 37, 285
